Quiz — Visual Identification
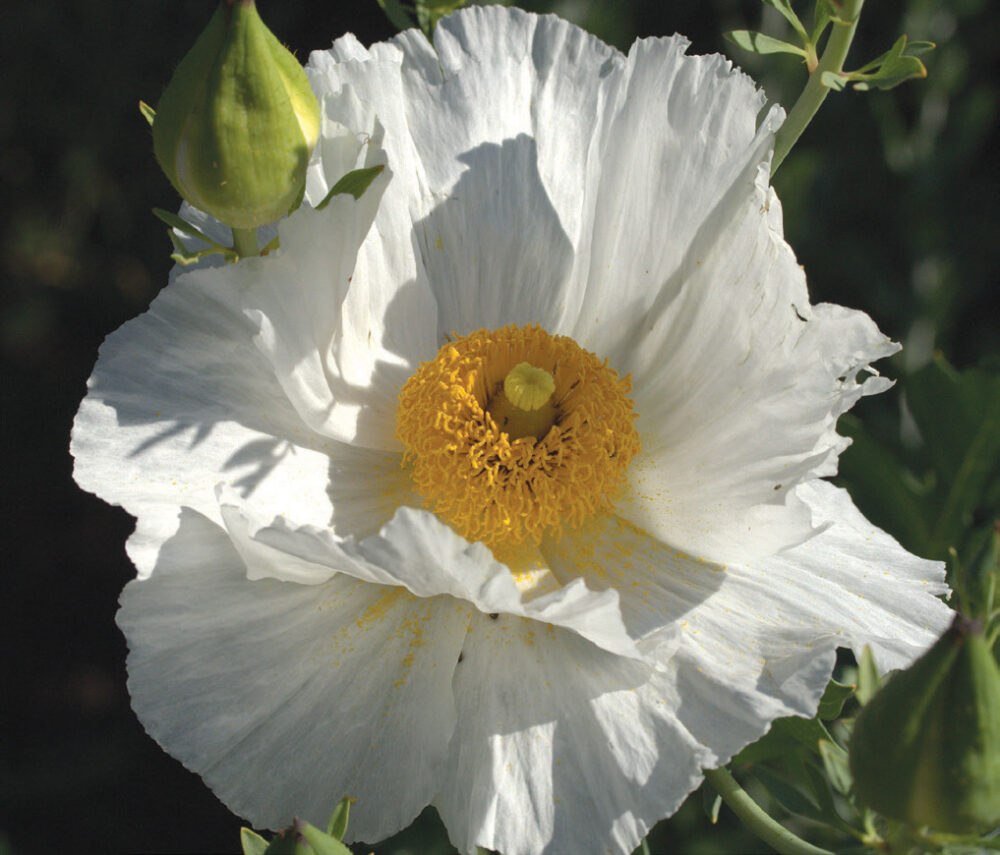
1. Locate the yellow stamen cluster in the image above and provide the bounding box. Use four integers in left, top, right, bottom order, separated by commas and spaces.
396, 324, 640, 551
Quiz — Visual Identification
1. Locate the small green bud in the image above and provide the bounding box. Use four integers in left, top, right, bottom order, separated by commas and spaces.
152, 0, 320, 230
849, 615, 1000, 833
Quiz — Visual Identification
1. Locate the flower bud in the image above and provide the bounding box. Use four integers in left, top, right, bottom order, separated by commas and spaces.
152, 0, 321, 230
849, 614, 1000, 833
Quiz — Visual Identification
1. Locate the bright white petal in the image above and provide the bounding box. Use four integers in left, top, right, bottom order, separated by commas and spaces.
615, 184, 899, 563
239, 181, 416, 450
436, 611, 708, 855
221, 501, 642, 660
753, 480, 952, 671
119, 509, 469, 842
545, 497, 949, 767
71, 259, 334, 577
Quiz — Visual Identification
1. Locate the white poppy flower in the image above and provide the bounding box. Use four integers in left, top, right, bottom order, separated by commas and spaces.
72, 7, 953, 855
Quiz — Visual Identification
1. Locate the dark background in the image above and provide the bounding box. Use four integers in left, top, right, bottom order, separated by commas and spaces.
2, 0, 997, 852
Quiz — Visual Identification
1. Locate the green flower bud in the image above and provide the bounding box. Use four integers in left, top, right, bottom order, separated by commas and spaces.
849, 615, 1000, 833
152, 0, 320, 230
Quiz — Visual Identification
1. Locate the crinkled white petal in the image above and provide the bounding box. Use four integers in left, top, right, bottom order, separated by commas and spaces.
220, 499, 644, 661
545, 490, 950, 767
753, 480, 952, 671
238, 177, 415, 450
73, 8, 958, 855
306, 7, 899, 566
71, 192, 390, 576
436, 611, 708, 855
614, 179, 899, 563
119, 509, 469, 842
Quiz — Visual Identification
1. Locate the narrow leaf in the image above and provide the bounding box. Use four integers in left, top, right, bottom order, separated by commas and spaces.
376, 0, 417, 32
152, 208, 219, 246
139, 100, 156, 127
724, 30, 807, 57
325, 797, 350, 840
904, 40, 936, 57
297, 822, 352, 855
761, 0, 809, 40
856, 646, 881, 706
701, 785, 723, 823
820, 70, 848, 91
817, 678, 855, 720
753, 766, 825, 821
241, 828, 270, 855
818, 739, 852, 796
317, 165, 386, 210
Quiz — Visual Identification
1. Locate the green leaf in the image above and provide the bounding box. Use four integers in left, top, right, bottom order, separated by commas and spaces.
415, 0, 467, 37
376, 0, 417, 32
852, 55, 927, 91
316, 165, 386, 210
907, 357, 1000, 558
152, 207, 219, 244
820, 70, 848, 91
241, 828, 270, 855
761, 0, 809, 41
810, 0, 848, 44
297, 822, 352, 855
847, 35, 931, 91
838, 414, 933, 556
139, 100, 156, 127
752, 765, 825, 821
733, 715, 833, 765
724, 30, 807, 57
904, 40, 937, 57
701, 785, 723, 823
817, 678, 855, 720
856, 646, 881, 706
818, 739, 852, 796
154, 207, 237, 264
325, 797, 350, 840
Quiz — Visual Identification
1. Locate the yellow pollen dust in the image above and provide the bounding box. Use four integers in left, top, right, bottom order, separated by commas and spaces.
395, 324, 641, 553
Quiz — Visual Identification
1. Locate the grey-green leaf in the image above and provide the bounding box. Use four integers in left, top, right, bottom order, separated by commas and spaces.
817, 678, 855, 720
725, 30, 807, 57
376, 0, 417, 32
856, 646, 881, 706
325, 796, 350, 840
317, 165, 386, 210
139, 100, 156, 127
298, 822, 352, 855
241, 828, 270, 855
818, 739, 853, 796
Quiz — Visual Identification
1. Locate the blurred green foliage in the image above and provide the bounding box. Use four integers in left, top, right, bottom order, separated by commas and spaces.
1, 0, 996, 853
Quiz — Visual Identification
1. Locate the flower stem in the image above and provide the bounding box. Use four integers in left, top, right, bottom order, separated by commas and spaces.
771, 0, 865, 174
232, 226, 259, 258
704, 767, 835, 855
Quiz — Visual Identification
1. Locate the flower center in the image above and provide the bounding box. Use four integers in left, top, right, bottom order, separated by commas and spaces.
396, 324, 640, 552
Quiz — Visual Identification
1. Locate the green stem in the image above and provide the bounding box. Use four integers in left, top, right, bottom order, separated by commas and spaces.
630, 840, 651, 855
771, 0, 865, 174
704, 768, 834, 855
231, 226, 259, 258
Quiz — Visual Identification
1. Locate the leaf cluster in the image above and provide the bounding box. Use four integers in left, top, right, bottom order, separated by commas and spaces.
376, 0, 469, 38
839, 355, 1000, 627
725, 0, 932, 92
241, 797, 359, 855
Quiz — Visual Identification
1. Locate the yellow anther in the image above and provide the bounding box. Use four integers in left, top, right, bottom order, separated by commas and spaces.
503, 363, 555, 411
396, 324, 640, 552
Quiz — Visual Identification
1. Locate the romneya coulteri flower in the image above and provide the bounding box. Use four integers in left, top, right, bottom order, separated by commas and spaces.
72, 7, 953, 855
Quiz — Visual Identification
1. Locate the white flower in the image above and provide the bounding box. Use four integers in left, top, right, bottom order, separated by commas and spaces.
72, 7, 952, 855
